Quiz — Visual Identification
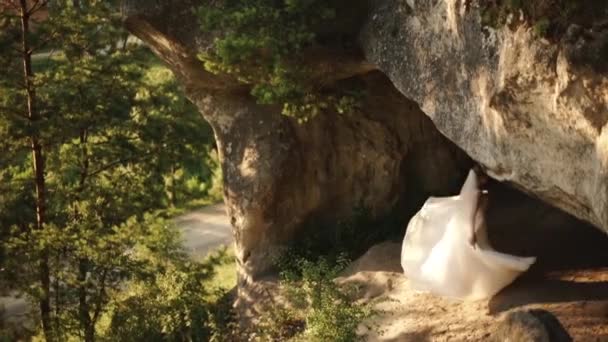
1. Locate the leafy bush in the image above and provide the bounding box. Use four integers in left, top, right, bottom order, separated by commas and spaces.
252, 206, 401, 341
256, 253, 374, 341
97, 217, 235, 342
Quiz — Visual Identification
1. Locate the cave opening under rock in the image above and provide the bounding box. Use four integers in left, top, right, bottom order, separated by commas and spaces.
285, 71, 608, 288
237, 71, 608, 340
330, 75, 608, 339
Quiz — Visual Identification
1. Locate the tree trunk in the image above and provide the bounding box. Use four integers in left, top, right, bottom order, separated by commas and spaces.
78, 260, 95, 342
76, 131, 95, 342
169, 163, 178, 207
19, 1, 52, 339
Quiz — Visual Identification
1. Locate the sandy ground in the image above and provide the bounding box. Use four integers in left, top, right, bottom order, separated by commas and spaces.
339, 241, 608, 342
1, 204, 232, 324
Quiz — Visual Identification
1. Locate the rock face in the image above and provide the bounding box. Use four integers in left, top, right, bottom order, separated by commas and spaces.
360, 0, 608, 231
122, 0, 608, 294
122, 0, 471, 287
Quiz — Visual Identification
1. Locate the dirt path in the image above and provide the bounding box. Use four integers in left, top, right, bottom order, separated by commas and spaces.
1, 204, 232, 324
174, 203, 233, 258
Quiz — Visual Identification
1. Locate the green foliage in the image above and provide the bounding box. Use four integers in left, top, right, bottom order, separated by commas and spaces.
133, 62, 217, 207
247, 207, 401, 341
204, 150, 225, 204
99, 215, 220, 342
257, 253, 373, 341
0, 1, 221, 340
108, 245, 238, 342
196, 0, 361, 121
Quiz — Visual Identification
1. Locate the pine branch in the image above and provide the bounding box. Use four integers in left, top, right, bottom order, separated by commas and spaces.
86, 153, 153, 178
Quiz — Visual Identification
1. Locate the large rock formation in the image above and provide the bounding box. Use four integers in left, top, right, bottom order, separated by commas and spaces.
122, 0, 608, 292
360, 0, 608, 230
122, 0, 471, 287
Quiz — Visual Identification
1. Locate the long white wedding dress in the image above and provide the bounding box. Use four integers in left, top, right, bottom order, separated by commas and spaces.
400, 169, 536, 300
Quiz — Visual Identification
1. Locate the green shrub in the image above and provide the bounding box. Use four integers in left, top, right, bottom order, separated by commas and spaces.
85, 218, 236, 342
257, 253, 374, 341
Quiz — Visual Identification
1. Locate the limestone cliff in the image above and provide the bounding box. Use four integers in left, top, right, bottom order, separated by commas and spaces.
121, 0, 608, 289
361, 0, 608, 230
121, 0, 472, 287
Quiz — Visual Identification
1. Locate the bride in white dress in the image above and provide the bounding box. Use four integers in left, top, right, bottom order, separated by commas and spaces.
400, 169, 536, 300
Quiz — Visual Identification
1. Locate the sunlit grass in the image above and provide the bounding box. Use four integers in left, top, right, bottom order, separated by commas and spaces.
201, 245, 237, 297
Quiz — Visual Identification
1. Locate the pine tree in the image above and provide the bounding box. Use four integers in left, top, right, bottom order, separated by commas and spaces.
1, 1, 217, 340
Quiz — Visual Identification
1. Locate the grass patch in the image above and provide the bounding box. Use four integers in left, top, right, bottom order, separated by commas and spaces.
198, 246, 239, 342
201, 246, 237, 296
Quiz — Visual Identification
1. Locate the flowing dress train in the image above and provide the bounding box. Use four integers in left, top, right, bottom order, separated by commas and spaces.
400, 169, 536, 300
